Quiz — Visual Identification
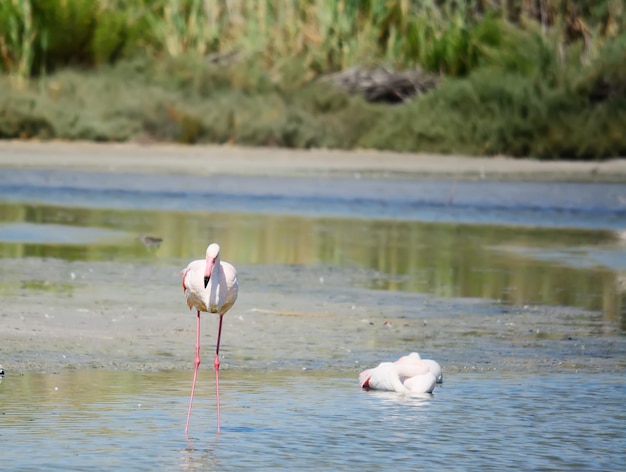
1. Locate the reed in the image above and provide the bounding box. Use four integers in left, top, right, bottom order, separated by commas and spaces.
1, 1, 622, 78
0, 1, 624, 158
0, 0, 36, 87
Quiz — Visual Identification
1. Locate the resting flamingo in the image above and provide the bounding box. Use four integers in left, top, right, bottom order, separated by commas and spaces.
180, 243, 238, 435
359, 352, 441, 394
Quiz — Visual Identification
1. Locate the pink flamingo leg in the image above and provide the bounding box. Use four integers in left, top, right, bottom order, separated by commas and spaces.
214, 314, 224, 433
185, 311, 201, 435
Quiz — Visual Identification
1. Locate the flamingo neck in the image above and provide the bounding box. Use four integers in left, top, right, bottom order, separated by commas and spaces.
212, 255, 221, 280
205, 256, 222, 296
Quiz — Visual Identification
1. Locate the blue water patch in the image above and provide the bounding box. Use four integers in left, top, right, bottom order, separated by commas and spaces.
0, 168, 625, 229
1, 370, 624, 471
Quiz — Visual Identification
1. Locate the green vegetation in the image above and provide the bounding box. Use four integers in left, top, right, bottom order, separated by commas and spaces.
0, 0, 624, 159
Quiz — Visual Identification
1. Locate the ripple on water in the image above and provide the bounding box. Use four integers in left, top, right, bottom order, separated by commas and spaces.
1, 370, 624, 471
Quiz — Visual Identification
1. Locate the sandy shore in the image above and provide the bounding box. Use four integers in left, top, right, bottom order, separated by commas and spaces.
0, 140, 625, 182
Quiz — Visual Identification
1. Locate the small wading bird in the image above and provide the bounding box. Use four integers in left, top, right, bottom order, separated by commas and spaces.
359, 353, 442, 394
138, 234, 163, 250
180, 243, 238, 434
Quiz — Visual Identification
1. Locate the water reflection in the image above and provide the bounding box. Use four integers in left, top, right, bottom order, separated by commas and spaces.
0, 201, 624, 324
2, 370, 624, 470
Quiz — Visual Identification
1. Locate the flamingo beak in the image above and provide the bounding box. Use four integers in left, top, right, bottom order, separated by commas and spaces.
204, 276, 210, 288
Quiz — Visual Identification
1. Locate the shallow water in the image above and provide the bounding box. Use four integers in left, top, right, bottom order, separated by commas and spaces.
1, 167, 625, 470
1, 370, 624, 471
0, 186, 624, 322
1, 168, 625, 229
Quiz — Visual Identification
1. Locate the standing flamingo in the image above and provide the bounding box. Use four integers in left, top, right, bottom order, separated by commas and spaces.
180, 243, 238, 434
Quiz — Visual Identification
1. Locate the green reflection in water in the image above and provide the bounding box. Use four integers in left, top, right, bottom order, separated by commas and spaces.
0, 369, 333, 426
0, 201, 623, 325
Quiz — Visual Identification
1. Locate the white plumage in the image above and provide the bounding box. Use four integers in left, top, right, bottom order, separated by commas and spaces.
359, 352, 442, 394
180, 243, 238, 435
181, 247, 238, 316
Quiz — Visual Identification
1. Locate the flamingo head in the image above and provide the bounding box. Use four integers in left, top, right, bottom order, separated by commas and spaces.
204, 243, 220, 288
358, 369, 372, 389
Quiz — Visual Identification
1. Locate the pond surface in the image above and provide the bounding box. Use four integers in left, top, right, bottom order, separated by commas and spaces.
0, 166, 625, 470
1, 370, 625, 471
0, 168, 624, 323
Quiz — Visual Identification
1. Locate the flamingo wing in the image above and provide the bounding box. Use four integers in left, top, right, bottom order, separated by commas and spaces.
180, 260, 205, 311
403, 372, 436, 394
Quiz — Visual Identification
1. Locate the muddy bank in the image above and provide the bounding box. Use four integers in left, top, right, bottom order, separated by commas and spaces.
1, 257, 624, 376
0, 142, 624, 377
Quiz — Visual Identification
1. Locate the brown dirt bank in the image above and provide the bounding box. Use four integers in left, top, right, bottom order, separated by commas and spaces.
0, 141, 625, 182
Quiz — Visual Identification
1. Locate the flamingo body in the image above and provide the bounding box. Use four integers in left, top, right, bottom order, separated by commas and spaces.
359, 352, 440, 394
180, 243, 238, 435
181, 259, 238, 315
